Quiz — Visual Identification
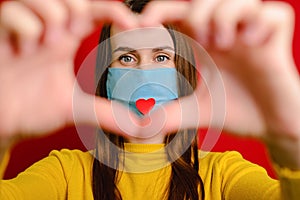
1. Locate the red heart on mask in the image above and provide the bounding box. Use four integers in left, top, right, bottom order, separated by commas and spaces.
136, 98, 156, 115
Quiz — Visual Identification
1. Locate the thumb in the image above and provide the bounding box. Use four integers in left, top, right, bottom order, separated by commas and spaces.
72, 82, 142, 139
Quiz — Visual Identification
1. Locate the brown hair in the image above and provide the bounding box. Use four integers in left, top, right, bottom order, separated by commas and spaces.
93, 0, 205, 199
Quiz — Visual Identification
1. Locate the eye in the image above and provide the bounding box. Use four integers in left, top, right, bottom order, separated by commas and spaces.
119, 55, 135, 63
118, 54, 137, 66
155, 55, 170, 63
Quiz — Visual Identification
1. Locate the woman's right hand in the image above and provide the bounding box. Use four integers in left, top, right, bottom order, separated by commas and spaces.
0, 0, 139, 145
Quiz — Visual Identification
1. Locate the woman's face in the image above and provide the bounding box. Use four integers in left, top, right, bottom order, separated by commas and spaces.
107, 26, 177, 144
110, 25, 175, 69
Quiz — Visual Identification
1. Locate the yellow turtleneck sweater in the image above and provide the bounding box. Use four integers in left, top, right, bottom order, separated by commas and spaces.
1, 143, 300, 199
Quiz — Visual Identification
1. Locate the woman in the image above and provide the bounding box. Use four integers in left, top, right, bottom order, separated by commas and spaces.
1, 0, 300, 199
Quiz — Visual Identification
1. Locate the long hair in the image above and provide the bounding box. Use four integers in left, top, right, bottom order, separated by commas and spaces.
93, 0, 205, 199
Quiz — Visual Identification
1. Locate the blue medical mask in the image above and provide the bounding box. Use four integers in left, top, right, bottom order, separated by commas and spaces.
106, 67, 178, 116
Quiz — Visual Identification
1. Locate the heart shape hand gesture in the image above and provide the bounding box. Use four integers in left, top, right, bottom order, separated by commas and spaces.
1, 0, 300, 164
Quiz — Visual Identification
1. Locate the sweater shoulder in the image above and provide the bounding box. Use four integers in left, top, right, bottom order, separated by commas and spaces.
199, 150, 268, 177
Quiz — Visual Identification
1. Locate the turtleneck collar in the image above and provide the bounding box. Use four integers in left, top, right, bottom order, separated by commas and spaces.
119, 143, 170, 173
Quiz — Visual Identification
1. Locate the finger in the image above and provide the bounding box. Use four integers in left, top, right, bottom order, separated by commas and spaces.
212, 0, 260, 49
185, 0, 221, 46
89, 1, 139, 31
63, 0, 91, 37
141, 0, 224, 46
139, 1, 200, 48
0, 1, 43, 54
242, 2, 295, 48
140, 1, 189, 27
20, 0, 68, 43
72, 82, 139, 138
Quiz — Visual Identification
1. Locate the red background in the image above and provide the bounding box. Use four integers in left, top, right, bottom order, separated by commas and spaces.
3, 0, 300, 179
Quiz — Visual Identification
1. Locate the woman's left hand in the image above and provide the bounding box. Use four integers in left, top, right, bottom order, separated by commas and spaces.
140, 0, 300, 168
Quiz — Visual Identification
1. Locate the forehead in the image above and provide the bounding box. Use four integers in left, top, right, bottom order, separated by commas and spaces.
110, 26, 174, 51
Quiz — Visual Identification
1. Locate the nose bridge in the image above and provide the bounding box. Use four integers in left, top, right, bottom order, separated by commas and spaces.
137, 49, 153, 69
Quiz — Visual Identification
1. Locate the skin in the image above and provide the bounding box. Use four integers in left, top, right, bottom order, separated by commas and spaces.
0, 0, 299, 172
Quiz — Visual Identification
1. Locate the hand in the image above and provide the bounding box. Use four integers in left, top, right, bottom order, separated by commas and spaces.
141, 0, 300, 141
0, 0, 139, 143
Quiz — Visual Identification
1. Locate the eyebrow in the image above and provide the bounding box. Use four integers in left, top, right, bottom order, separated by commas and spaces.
112, 46, 175, 53
152, 46, 175, 53
112, 46, 136, 53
